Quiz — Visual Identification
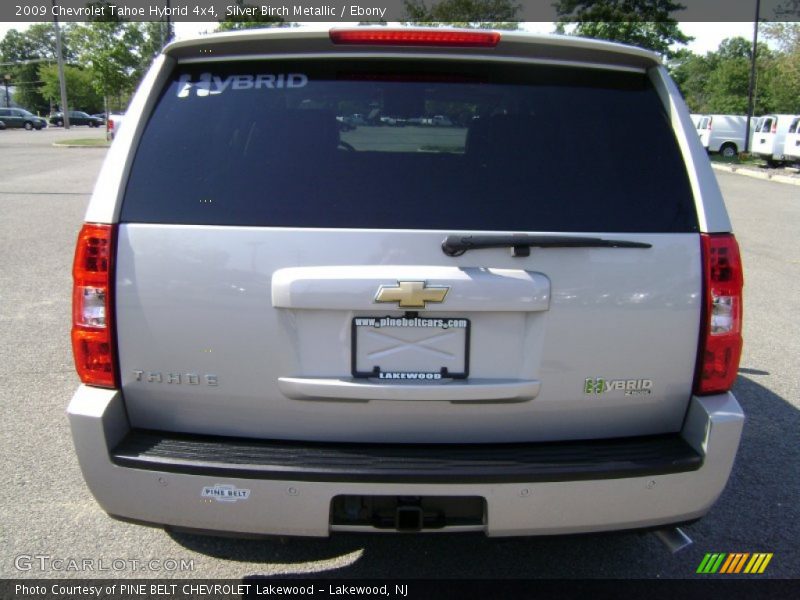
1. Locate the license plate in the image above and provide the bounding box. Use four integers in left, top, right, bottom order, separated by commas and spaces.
352, 316, 470, 380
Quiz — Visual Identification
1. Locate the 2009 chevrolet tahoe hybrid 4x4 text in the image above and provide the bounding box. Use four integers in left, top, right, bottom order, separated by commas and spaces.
68, 28, 744, 538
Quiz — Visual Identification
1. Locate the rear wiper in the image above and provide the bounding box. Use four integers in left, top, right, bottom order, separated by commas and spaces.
441, 234, 652, 257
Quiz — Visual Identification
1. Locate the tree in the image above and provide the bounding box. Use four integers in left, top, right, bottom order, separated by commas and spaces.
703, 40, 755, 114
0, 24, 77, 112
668, 48, 715, 111
554, 0, 691, 58
39, 64, 103, 113
403, 0, 521, 29
667, 37, 780, 114
760, 22, 800, 113
138, 21, 169, 61
70, 21, 144, 111
217, 1, 286, 30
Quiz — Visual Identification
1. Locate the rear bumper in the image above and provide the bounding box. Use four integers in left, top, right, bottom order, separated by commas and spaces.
68, 386, 743, 537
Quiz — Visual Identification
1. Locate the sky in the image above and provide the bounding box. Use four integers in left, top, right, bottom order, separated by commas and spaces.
0, 21, 761, 57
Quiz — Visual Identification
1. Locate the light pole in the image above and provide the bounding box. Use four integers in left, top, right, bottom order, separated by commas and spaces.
3, 74, 10, 108
744, 0, 761, 155
52, 0, 70, 128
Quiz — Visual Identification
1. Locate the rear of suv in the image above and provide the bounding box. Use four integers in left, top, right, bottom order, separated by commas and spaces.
68, 28, 744, 537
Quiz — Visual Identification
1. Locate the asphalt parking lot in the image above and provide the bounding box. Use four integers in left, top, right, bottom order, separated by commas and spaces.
0, 128, 798, 580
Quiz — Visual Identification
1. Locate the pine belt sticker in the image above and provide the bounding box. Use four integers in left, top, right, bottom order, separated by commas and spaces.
201, 484, 250, 503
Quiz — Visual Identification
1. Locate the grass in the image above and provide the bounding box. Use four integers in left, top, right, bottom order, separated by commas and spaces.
54, 138, 110, 147
709, 153, 764, 167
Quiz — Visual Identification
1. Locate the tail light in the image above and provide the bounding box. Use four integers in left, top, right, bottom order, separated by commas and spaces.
771, 120, 777, 133
695, 234, 743, 395
330, 29, 501, 47
72, 223, 118, 388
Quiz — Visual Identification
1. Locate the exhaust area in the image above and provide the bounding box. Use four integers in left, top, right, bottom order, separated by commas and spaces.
653, 527, 693, 553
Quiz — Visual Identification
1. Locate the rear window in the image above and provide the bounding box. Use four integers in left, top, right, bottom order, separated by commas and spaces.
759, 117, 774, 133
122, 60, 697, 233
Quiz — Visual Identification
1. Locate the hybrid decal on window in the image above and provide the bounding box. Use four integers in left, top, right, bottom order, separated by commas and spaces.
584, 378, 653, 396
176, 73, 308, 98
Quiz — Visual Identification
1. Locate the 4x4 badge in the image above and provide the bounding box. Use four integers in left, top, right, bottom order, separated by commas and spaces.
374, 281, 449, 309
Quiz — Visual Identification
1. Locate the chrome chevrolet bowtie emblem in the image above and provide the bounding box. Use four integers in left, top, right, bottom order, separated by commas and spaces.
374, 281, 449, 309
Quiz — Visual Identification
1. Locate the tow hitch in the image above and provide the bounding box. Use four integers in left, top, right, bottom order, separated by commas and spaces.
395, 504, 425, 531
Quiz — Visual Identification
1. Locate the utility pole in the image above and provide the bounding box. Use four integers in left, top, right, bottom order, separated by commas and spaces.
52, 0, 70, 129
744, 0, 761, 155
165, 0, 174, 46
3, 74, 10, 108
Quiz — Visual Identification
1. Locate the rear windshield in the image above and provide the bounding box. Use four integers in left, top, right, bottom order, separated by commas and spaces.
122, 60, 697, 233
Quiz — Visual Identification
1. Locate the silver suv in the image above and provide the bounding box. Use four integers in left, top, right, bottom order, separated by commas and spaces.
68, 27, 745, 538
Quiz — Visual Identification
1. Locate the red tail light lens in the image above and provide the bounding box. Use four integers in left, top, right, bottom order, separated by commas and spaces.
330, 29, 501, 47
695, 234, 744, 395
72, 223, 117, 388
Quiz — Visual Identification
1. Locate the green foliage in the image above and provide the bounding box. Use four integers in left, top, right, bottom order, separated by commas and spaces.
669, 48, 714, 110
760, 23, 800, 113
2, 62, 46, 112
217, 1, 287, 30
39, 64, 103, 113
137, 22, 171, 67
70, 21, 145, 106
1, 17, 170, 113
0, 24, 77, 112
554, 0, 691, 57
668, 34, 800, 115
403, 0, 521, 29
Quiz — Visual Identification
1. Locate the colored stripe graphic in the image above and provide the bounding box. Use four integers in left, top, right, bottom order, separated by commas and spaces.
697, 553, 726, 574
744, 553, 773, 574
698, 553, 773, 574
720, 553, 749, 574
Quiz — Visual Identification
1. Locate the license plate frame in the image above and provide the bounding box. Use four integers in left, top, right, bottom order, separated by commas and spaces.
351, 315, 470, 380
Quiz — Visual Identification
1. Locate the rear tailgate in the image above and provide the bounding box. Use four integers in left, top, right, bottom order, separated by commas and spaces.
114, 56, 701, 444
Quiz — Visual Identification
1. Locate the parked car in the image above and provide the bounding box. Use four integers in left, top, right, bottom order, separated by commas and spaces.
379, 115, 406, 126
106, 113, 125, 140
0, 107, 46, 130
68, 27, 744, 541
695, 114, 755, 158
49, 110, 104, 127
781, 116, 800, 165
750, 114, 797, 165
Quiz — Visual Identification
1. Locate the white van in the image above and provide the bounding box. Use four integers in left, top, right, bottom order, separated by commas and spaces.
750, 114, 797, 165
782, 116, 800, 164
695, 114, 753, 158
